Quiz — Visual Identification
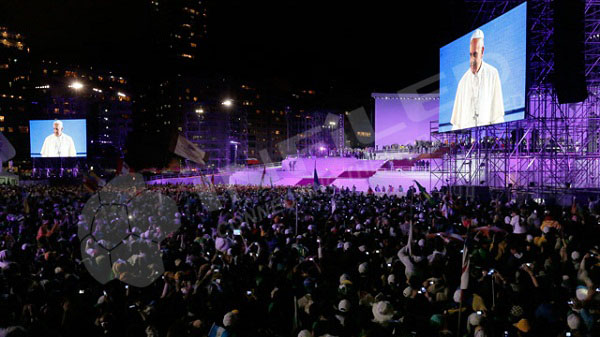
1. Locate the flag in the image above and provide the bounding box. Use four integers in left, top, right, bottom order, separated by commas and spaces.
460, 239, 470, 290
208, 323, 230, 337
0, 132, 16, 162
284, 188, 296, 208
331, 197, 336, 214
173, 134, 206, 165
408, 221, 414, 256
83, 171, 105, 193
259, 165, 266, 187
414, 180, 435, 206
313, 165, 319, 189
23, 192, 30, 214
116, 158, 131, 175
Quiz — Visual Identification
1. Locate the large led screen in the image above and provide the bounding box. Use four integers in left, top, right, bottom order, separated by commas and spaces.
439, 2, 527, 132
30, 119, 87, 158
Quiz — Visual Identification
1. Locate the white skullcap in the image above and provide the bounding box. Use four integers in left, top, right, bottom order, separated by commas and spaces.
223, 311, 238, 327
471, 29, 484, 41
298, 330, 311, 337
571, 251, 580, 261
567, 313, 581, 330
453, 289, 462, 303
468, 312, 482, 326
343, 242, 351, 251
338, 299, 351, 313
358, 262, 368, 274
387, 274, 396, 285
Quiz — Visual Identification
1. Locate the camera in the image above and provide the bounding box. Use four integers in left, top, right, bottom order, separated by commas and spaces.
476, 310, 482, 315
233, 229, 241, 236
79, 289, 85, 294
566, 332, 572, 337
246, 290, 252, 296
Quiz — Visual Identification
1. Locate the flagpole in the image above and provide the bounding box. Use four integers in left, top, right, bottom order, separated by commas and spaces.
295, 201, 298, 236
457, 294, 463, 337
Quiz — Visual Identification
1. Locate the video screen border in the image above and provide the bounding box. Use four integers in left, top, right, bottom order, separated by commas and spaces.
29, 119, 88, 158
438, 1, 528, 133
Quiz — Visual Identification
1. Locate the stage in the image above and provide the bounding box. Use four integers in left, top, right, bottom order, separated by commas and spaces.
146, 157, 432, 192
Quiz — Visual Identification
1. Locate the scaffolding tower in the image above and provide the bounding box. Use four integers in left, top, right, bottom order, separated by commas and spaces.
431, 0, 600, 197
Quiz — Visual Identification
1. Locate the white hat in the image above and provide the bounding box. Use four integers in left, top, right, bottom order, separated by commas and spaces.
298, 330, 311, 337
471, 29, 484, 41
468, 312, 482, 326
575, 286, 589, 301
343, 242, 351, 251
372, 301, 395, 323
403, 286, 413, 298
338, 299, 351, 313
339, 273, 351, 284
387, 274, 396, 285
453, 289, 462, 303
567, 313, 581, 330
571, 251, 580, 261
358, 262, 368, 274
223, 311, 238, 327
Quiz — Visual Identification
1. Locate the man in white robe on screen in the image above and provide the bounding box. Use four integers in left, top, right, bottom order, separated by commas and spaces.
450, 29, 504, 130
40, 120, 77, 157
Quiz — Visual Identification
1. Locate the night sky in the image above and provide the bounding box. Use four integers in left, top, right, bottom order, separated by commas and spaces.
0, 0, 469, 102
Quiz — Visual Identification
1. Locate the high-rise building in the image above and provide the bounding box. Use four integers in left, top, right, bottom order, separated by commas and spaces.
29, 61, 133, 169
0, 26, 31, 161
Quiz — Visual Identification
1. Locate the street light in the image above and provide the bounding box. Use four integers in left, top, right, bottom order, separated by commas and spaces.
230, 140, 240, 166
69, 81, 83, 90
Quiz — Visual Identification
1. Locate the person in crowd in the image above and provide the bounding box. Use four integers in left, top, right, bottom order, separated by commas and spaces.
0, 182, 599, 337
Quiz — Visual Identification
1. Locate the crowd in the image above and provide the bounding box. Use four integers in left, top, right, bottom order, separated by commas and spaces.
0, 181, 599, 337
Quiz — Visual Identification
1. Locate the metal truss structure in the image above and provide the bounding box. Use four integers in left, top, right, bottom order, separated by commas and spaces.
431, 0, 600, 197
